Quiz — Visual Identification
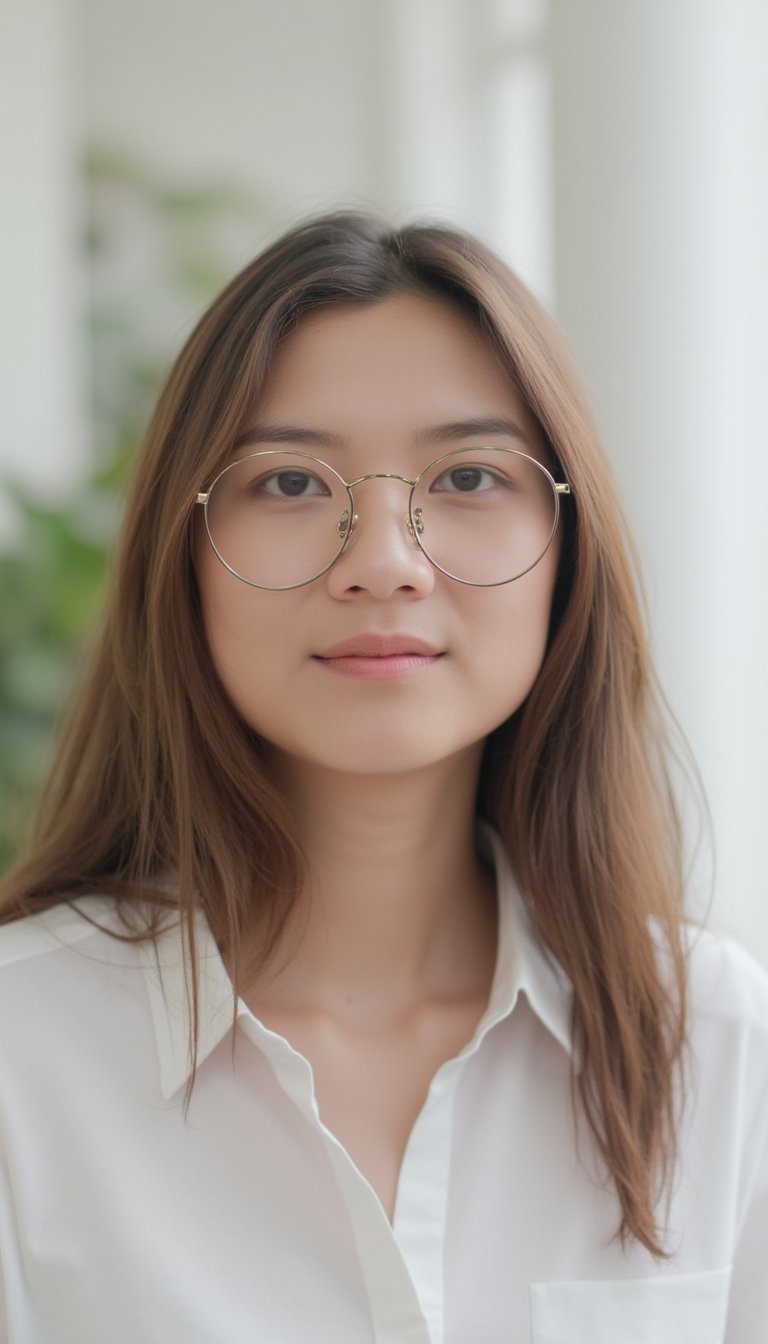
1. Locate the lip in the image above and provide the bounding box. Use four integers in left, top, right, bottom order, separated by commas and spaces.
315, 634, 442, 659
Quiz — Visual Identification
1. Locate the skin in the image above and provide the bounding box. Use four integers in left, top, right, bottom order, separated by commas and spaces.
196, 292, 561, 1218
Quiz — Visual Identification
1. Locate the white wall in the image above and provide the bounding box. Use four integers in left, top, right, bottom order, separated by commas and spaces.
0, 0, 86, 518
75, 0, 387, 223
382, 0, 553, 299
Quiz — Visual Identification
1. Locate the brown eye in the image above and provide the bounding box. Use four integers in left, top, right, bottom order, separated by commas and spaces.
259, 470, 330, 498
431, 464, 498, 493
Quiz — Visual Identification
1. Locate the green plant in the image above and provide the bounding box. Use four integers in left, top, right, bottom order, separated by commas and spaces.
0, 465, 121, 869
0, 148, 272, 873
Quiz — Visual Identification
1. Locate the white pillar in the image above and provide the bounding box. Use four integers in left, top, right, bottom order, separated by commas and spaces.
551, 0, 768, 962
0, 0, 84, 530
376, 0, 554, 296
379, 0, 489, 227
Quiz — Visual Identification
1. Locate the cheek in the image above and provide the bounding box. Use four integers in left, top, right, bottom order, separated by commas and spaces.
196, 552, 268, 691
197, 557, 238, 665
470, 564, 557, 708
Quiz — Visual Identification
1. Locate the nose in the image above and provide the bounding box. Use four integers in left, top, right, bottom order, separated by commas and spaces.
324, 477, 435, 600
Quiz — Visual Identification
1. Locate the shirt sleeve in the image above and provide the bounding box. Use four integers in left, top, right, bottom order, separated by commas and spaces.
0, 1132, 25, 1344
0, 1153, 10, 1344
724, 1023, 768, 1342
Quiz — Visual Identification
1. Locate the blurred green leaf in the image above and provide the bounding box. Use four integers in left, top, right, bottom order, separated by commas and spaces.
0, 148, 273, 874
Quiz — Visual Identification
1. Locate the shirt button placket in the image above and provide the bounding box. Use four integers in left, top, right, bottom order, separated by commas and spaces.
390, 1063, 462, 1344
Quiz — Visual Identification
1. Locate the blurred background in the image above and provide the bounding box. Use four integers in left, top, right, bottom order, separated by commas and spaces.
1, 0, 767, 964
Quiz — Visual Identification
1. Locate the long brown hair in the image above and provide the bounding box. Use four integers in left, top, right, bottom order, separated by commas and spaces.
0, 211, 688, 1256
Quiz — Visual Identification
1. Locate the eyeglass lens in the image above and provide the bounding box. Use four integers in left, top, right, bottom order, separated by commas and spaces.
203, 449, 559, 589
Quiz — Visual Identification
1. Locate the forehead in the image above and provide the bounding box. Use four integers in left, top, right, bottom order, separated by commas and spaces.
249, 294, 541, 449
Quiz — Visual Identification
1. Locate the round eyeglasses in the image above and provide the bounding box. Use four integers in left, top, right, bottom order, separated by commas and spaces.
196, 447, 572, 590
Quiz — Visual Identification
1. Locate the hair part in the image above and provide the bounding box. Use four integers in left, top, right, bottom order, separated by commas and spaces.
0, 210, 689, 1256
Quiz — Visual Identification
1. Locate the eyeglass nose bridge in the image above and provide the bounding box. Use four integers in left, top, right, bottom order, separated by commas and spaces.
337, 470, 422, 545
346, 471, 418, 488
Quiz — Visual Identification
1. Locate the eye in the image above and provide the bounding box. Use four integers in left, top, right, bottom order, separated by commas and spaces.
258, 469, 331, 499
430, 463, 500, 494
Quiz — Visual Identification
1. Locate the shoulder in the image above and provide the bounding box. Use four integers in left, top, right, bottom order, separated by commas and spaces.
679, 925, 768, 1153
683, 923, 768, 1039
648, 920, 768, 1125
0, 898, 147, 1018
0, 899, 169, 1093
0, 897, 125, 970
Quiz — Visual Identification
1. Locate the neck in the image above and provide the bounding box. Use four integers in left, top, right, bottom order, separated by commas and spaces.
251, 748, 497, 1020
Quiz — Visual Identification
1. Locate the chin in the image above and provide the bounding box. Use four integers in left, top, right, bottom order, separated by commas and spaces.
271, 727, 487, 782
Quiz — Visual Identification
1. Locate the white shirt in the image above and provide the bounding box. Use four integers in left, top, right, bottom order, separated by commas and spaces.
0, 829, 766, 1344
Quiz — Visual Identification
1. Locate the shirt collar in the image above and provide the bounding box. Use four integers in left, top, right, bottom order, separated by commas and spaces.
142, 825, 574, 1101
475, 824, 574, 1060
140, 912, 240, 1100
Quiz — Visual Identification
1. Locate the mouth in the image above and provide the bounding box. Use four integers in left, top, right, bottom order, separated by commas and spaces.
313, 634, 444, 679
315, 634, 442, 659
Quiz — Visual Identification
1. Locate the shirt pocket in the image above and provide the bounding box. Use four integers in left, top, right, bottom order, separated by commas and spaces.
529, 1267, 731, 1344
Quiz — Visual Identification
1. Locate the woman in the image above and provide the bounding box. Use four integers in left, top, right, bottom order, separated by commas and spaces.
0, 212, 765, 1342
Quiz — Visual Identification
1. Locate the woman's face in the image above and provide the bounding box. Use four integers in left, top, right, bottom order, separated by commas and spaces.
196, 293, 561, 779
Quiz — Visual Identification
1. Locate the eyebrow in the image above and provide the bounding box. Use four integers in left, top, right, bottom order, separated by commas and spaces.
415, 416, 530, 446
233, 423, 343, 451
233, 416, 530, 452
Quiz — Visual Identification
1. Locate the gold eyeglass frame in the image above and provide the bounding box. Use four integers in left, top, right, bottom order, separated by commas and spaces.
196, 446, 572, 591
